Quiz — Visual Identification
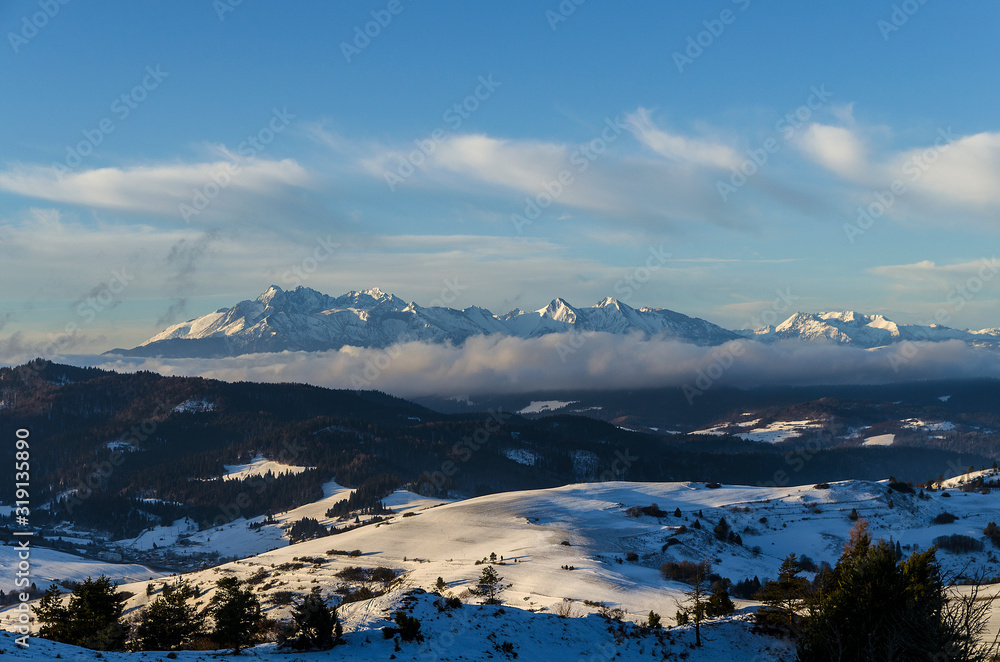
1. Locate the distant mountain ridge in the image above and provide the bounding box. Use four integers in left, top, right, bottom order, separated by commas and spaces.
106, 286, 1000, 358
738, 310, 1000, 349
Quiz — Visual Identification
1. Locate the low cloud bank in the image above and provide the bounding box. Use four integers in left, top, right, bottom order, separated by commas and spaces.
11, 333, 996, 399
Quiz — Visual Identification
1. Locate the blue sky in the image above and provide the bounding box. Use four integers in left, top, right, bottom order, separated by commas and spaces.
3, 0, 1000, 355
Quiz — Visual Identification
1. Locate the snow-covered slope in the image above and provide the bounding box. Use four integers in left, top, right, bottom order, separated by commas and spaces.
8, 476, 1000, 660
109, 286, 741, 357
0, 597, 794, 661
0, 547, 161, 593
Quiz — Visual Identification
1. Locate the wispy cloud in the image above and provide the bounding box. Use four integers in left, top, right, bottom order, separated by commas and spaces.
625, 107, 739, 169
157, 231, 221, 326
355, 123, 741, 228
0, 159, 312, 223
795, 120, 1000, 218
869, 258, 1000, 291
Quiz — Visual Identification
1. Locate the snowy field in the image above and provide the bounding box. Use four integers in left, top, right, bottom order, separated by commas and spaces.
517, 400, 578, 414
221, 454, 315, 482
0, 547, 162, 593
692, 418, 824, 443
5, 474, 1000, 659
863, 433, 895, 446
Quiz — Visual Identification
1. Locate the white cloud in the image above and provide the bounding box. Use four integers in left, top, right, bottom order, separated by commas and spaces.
897, 131, 1000, 210
625, 107, 739, 169
361, 132, 633, 215
0, 158, 312, 223
796, 124, 869, 179
353, 113, 744, 228
795, 119, 1000, 218
54, 335, 1000, 399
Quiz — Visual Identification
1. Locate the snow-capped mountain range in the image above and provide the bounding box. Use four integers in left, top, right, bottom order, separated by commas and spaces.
107, 286, 1000, 358
740, 310, 1000, 349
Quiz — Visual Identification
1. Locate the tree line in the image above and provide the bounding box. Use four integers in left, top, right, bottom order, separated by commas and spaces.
672, 519, 997, 660
33, 573, 342, 653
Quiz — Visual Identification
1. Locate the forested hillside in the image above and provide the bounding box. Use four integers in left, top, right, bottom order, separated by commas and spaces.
0, 360, 987, 539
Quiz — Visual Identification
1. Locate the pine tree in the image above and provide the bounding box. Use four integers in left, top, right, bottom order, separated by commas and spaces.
757, 553, 809, 630
800, 520, 946, 661
287, 587, 339, 650
676, 561, 710, 647
435, 576, 446, 592
384, 610, 422, 642
713, 517, 730, 541
208, 576, 265, 653
34, 584, 71, 644
135, 579, 204, 651
706, 583, 735, 618
34, 576, 128, 650
471, 565, 508, 605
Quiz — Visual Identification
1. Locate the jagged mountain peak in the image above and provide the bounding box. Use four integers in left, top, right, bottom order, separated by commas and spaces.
112, 286, 740, 357
256, 284, 285, 305
111, 287, 1000, 359
344, 286, 390, 300
595, 296, 625, 309
538, 298, 581, 322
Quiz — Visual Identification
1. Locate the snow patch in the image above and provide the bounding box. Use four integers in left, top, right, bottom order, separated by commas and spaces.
222, 454, 314, 481
902, 418, 956, 432
172, 398, 215, 413
518, 400, 578, 414
504, 448, 538, 466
